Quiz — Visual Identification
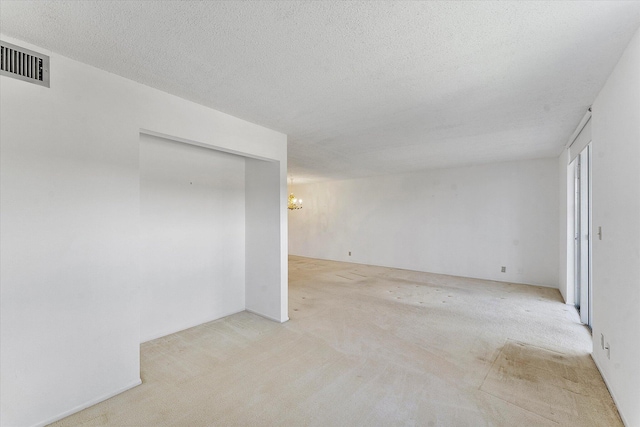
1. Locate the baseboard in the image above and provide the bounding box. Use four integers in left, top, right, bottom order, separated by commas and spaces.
140, 307, 246, 343
592, 355, 629, 426
245, 308, 288, 323
31, 378, 142, 427
288, 254, 559, 289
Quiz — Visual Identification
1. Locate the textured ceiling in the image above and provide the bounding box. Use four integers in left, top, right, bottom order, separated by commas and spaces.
2, 1, 640, 182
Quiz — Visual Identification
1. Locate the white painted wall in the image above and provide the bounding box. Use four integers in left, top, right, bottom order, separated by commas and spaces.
557, 148, 573, 304
0, 41, 142, 427
289, 158, 559, 287
589, 27, 640, 427
0, 35, 287, 427
139, 134, 246, 342
246, 158, 287, 322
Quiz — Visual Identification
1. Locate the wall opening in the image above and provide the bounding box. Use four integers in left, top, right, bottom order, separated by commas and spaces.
139, 133, 246, 342
138, 130, 285, 344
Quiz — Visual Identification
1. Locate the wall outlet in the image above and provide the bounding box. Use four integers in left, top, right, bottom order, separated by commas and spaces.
348, 251, 351, 256
501, 266, 506, 273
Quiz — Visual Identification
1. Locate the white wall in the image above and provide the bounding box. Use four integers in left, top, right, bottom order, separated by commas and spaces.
289, 158, 559, 287
557, 148, 573, 304
139, 134, 246, 342
246, 158, 288, 322
0, 35, 287, 427
589, 27, 640, 427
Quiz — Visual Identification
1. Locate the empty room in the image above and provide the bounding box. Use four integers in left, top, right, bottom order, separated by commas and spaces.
1, 2, 639, 427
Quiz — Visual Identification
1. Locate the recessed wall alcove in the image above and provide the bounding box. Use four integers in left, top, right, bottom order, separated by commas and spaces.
139, 130, 286, 343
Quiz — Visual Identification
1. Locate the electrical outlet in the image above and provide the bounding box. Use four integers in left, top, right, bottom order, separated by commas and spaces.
601, 333, 605, 349
501, 266, 506, 273
348, 251, 351, 256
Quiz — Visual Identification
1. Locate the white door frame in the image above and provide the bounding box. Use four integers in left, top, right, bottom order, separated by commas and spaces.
574, 144, 592, 327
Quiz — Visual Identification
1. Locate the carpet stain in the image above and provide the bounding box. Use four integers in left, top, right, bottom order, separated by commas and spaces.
480, 339, 622, 425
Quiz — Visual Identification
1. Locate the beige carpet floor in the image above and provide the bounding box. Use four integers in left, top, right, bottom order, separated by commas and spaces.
52, 256, 621, 426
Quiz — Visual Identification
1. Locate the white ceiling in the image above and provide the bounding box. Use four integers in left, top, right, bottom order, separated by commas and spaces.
2, 1, 640, 183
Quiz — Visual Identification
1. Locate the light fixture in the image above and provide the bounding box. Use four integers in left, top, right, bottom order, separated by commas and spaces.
288, 177, 303, 210
288, 193, 303, 210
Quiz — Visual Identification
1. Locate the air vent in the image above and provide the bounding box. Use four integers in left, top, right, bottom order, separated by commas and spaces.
1, 40, 49, 87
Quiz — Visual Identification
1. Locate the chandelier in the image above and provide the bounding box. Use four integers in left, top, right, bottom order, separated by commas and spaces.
288, 193, 302, 210
288, 177, 303, 210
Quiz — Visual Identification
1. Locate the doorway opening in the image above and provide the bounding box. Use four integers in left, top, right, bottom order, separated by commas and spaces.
572, 144, 592, 327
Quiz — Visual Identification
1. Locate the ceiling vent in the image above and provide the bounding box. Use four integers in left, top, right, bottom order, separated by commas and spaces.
1, 40, 50, 87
